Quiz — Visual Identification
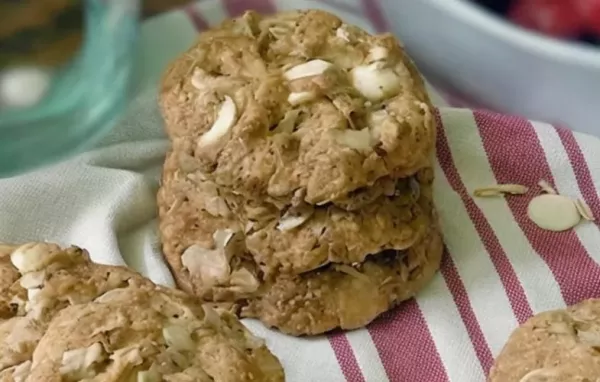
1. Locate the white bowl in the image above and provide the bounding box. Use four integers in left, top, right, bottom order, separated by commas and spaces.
379, 0, 600, 136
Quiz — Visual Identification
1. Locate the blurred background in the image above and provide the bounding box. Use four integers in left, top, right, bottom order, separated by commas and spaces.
1, 0, 599, 176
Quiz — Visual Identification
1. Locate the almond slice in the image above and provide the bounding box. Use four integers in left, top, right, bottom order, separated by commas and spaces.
473, 184, 529, 197
527, 194, 581, 231
11, 360, 31, 382
190, 67, 208, 90
59, 342, 106, 379
350, 62, 402, 102
277, 205, 314, 231
197, 95, 237, 149
574, 198, 595, 221
519, 368, 558, 382
283, 60, 332, 81
162, 325, 195, 351
137, 370, 162, 382
335, 27, 351, 42
287, 91, 317, 106
331, 128, 374, 151
538, 179, 557, 194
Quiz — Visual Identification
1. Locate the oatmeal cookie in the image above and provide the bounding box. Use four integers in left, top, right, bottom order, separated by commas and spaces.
159, 157, 433, 287
0, 243, 152, 375
19, 287, 283, 382
0, 243, 283, 381
489, 299, 600, 381
242, 227, 443, 335
159, 9, 435, 206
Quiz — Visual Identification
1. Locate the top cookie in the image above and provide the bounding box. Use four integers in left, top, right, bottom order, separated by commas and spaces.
160, 9, 435, 206
489, 298, 600, 381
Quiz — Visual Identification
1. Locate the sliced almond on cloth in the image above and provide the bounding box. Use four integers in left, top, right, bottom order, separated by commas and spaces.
527, 194, 581, 231
574, 198, 595, 221
473, 184, 529, 197
537, 179, 557, 194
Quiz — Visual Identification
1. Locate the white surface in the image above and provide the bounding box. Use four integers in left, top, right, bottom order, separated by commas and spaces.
379, 0, 600, 135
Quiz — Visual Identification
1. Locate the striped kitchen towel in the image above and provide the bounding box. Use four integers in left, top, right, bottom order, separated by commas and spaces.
1, 1, 599, 381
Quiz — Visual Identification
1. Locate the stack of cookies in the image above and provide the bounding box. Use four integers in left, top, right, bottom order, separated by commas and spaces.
158, 9, 443, 336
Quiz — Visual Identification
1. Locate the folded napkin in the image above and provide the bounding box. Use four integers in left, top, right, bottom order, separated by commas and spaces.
2, 1, 600, 381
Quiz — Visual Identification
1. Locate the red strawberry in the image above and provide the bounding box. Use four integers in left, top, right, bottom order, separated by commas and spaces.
575, 0, 600, 36
508, 0, 586, 38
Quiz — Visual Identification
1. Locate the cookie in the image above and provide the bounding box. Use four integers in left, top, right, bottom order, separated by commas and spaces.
0, 244, 22, 320
0, 243, 284, 381
20, 287, 283, 382
0, 243, 152, 375
159, 9, 435, 206
242, 227, 443, 335
489, 299, 600, 381
159, 158, 432, 287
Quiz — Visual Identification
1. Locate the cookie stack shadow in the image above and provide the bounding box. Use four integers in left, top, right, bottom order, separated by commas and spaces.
157, 9, 443, 336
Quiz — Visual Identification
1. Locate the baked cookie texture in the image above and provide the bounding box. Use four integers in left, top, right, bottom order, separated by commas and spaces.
489, 299, 600, 381
158, 9, 441, 336
0, 242, 284, 382
159, 9, 435, 206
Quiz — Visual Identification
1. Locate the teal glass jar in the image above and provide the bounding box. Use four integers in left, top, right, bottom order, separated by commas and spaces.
0, 0, 140, 177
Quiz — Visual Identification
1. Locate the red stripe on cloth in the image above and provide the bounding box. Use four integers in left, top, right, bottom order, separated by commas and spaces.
439, 249, 495, 374
184, 5, 209, 31
223, 0, 276, 17
475, 111, 600, 306
369, 299, 449, 381
555, 127, 600, 226
328, 333, 366, 382
435, 112, 533, 325
360, 0, 389, 32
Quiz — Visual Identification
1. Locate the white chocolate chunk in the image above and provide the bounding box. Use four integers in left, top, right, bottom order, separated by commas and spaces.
19, 271, 45, 289
283, 60, 332, 81
197, 95, 237, 149
10, 243, 61, 273
162, 325, 195, 351
26, 288, 41, 301
351, 62, 402, 102
287, 91, 317, 106
527, 194, 581, 231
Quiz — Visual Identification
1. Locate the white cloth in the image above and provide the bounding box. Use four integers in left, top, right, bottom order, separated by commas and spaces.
3, 3, 600, 381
